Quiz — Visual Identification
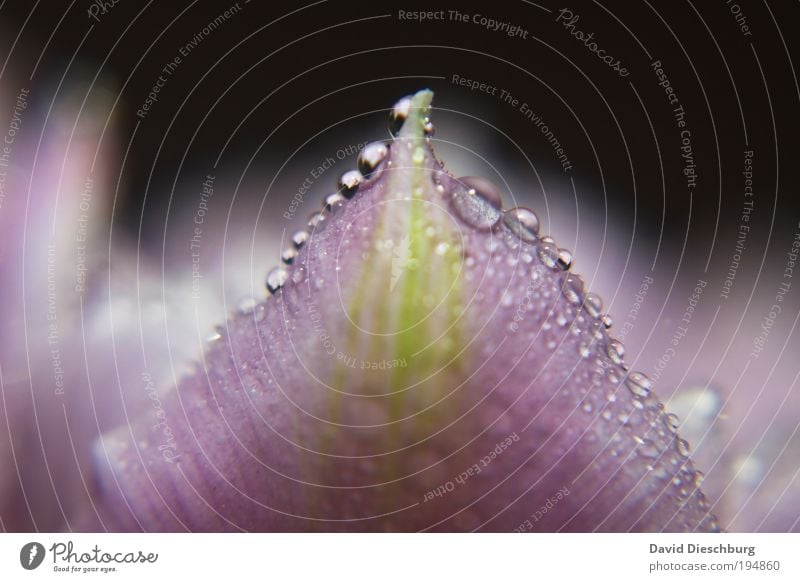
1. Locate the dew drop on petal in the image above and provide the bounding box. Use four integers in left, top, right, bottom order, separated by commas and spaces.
254, 304, 267, 322
422, 116, 435, 136
538, 241, 559, 269
338, 170, 363, 198
389, 95, 413, 136
266, 267, 288, 294
530, 265, 543, 285
663, 412, 680, 433
357, 141, 388, 176
583, 292, 603, 318
292, 229, 309, 249
693, 471, 705, 487
626, 371, 653, 398
503, 206, 539, 242
281, 246, 298, 265
557, 248, 573, 270
450, 184, 502, 231
308, 210, 331, 231
635, 437, 660, 459
606, 339, 625, 365
237, 297, 257, 315
291, 267, 306, 284
458, 176, 503, 209
650, 465, 670, 480
676, 438, 691, 458
324, 192, 347, 213
562, 274, 585, 305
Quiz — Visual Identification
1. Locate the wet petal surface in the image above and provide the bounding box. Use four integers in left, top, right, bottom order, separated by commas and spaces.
91, 91, 719, 532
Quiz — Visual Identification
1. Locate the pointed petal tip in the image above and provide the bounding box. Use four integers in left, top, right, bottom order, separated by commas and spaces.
89, 90, 721, 533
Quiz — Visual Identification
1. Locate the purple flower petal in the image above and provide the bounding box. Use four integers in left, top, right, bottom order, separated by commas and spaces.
90, 91, 719, 532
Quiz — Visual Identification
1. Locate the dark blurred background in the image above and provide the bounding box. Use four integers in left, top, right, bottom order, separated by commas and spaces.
2, 0, 798, 255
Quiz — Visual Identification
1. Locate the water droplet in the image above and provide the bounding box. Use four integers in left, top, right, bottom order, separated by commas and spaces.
541, 235, 555, 245
650, 465, 670, 480
338, 170, 363, 198
254, 304, 267, 322
324, 192, 347, 213
266, 267, 288, 294
422, 116, 435, 136
562, 274, 585, 305
606, 339, 625, 365
450, 185, 502, 231
237, 297, 257, 315
583, 293, 603, 318
538, 241, 559, 269
307, 210, 330, 231
458, 176, 503, 209
281, 246, 298, 264
503, 206, 539, 242
589, 320, 605, 341
206, 329, 222, 342
676, 438, 691, 458
626, 371, 653, 398
663, 413, 680, 433
578, 342, 592, 358
601, 314, 613, 328
292, 229, 309, 248
357, 141, 388, 176
581, 401, 594, 413
635, 437, 660, 459
693, 471, 705, 487
557, 248, 573, 270
389, 95, 413, 136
